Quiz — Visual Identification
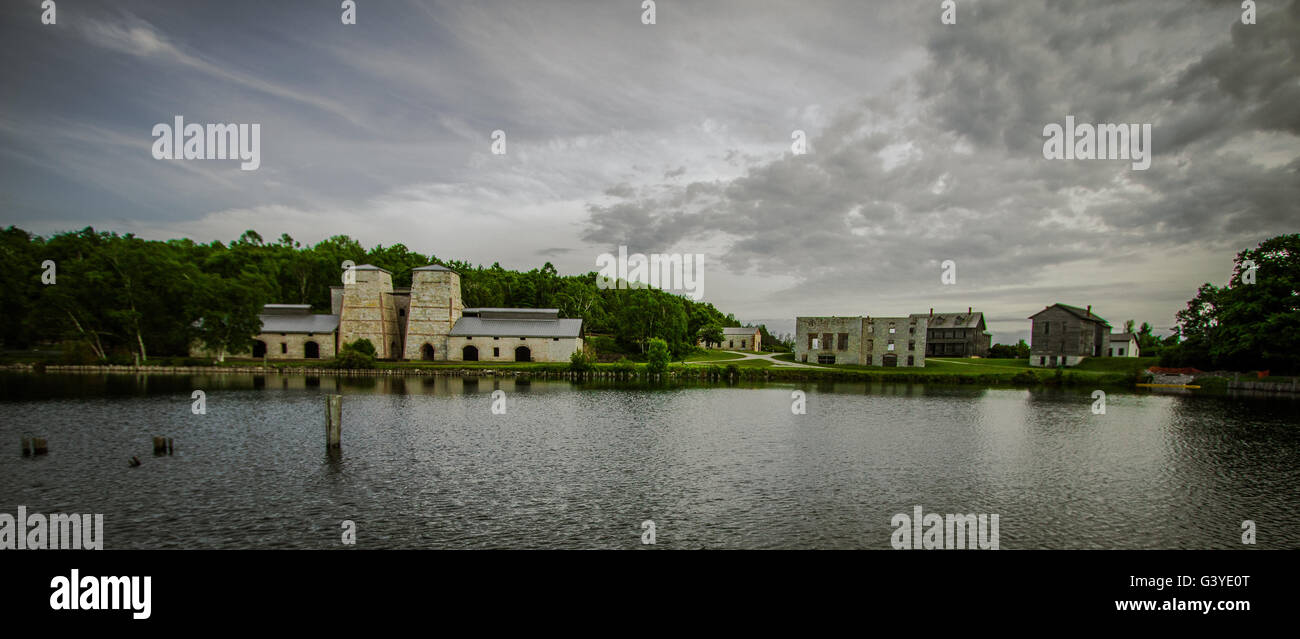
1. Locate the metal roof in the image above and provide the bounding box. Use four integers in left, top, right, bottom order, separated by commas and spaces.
449, 316, 582, 338
258, 313, 340, 334
413, 264, 455, 272
929, 312, 984, 328
722, 327, 758, 335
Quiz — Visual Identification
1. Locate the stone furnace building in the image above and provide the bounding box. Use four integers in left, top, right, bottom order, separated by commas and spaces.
194, 263, 583, 362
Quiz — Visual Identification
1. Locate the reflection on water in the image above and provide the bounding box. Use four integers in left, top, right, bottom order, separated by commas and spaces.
0, 372, 1296, 549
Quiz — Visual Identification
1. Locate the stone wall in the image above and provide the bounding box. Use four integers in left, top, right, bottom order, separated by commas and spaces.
863, 316, 927, 367
794, 317, 865, 364
403, 270, 463, 361
446, 336, 583, 363
338, 269, 400, 358
189, 331, 337, 360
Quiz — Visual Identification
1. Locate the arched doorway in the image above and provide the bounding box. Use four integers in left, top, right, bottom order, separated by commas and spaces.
421, 343, 436, 361
515, 346, 531, 362
304, 341, 320, 359
463, 345, 479, 361
252, 340, 267, 357
883, 353, 898, 367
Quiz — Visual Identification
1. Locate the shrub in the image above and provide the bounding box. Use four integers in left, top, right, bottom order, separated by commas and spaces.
646, 338, 670, 376
345, 338, 377, 358
613, 357, 637, 376
569, 350, 594, 373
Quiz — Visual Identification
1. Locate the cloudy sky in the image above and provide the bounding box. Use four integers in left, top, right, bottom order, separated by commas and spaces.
2, 0, 1297, 342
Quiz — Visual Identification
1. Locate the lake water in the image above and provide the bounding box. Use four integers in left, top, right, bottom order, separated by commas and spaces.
1, 372, 1296, 549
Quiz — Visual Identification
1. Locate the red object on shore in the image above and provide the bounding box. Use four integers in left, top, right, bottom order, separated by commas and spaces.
1258, 370, 1270, 379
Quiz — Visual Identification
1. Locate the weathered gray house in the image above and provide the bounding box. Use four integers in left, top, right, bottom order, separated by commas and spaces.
794, 314, 929, 367
1028, 303, 1111, 367
925, 308, 992, 357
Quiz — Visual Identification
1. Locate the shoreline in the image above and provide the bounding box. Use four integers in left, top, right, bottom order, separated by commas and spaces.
3, 362, 1294, 396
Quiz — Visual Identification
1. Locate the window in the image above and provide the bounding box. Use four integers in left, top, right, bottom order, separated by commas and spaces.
399, 309, 405, 317
729, 340, 734, 348
822, 333, 833, 350
1040, 356, 1046, 365
889, 327, 896, 334
280, 343, 287, 354
888, 343, 895, 351
909, 326, 915, 335
1118, 348, 1124, 356
908, 340, 914, 351
907, 355, 914, 366
807, 335, 815, 349
1044, 322, 1050, 335
837, 333, 849, 351
741, 340, 746, 348
493, 347, 500, 357
818, 354, 836, 365
552, 338, 559, 341
494, 336, 500, 340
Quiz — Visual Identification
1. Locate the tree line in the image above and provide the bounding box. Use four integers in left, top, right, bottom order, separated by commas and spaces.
0, 227, 744, 362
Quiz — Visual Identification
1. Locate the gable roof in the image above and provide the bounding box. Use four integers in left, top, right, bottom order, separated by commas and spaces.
1109, 332, 1137, 342
722, 326, 758, 335
928, 311, 984, 328
1029, 303, 1111, 326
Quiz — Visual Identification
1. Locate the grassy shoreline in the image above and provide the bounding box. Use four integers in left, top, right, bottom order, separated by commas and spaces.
0, 356, 1160, 389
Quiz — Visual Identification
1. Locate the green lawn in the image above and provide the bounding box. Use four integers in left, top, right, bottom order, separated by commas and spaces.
681, 350, 747, 362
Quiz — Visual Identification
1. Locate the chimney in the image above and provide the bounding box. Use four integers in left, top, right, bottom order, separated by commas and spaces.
967, 306, 971, 315
1086, 305, 1092, 316
929, 308, 933, 318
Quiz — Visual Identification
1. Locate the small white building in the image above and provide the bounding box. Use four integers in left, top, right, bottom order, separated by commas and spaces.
1107, 333, 1140, 357
702, 326, 762, 351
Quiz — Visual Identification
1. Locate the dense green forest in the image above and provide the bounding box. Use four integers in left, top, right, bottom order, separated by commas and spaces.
0, 226, 748, 362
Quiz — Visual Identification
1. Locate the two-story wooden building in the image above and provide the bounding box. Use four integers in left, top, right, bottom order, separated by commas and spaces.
1028, 303, 1111, 367
925, 308, 992, 357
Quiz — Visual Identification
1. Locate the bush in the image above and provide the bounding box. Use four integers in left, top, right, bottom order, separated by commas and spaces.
345, 338, 377, 358
646, 338, 670, 376
328, 340, 377, 369
569, 350, 594, 373
612, 357, 637, 375
60, 341, 99, 365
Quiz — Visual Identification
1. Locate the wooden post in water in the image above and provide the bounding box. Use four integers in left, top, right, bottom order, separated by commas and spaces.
21, 437, 31, 457
153, 437, 167, 455
167, 438, 174, 455
32, 438, 48, 455
325, 394, 342, 450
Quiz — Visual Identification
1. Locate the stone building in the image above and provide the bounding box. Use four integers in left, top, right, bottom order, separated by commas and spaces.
794, 314, 929, 367
190, 304, 339, 361
194, 263, 582, 362
1028, 303, 1111, 367
701, 326, 762, 351
447, 308, 584, 362
925, 308, 992, 357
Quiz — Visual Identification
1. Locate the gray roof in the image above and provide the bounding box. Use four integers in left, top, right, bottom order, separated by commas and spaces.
928, 311, 984, 328
258, 313, 340, 334
722, 326, 758, 335
413, 264, 455, 272
351, 263, 389, 273
450, 316, 582, 338
1029, 303, 1111, 326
